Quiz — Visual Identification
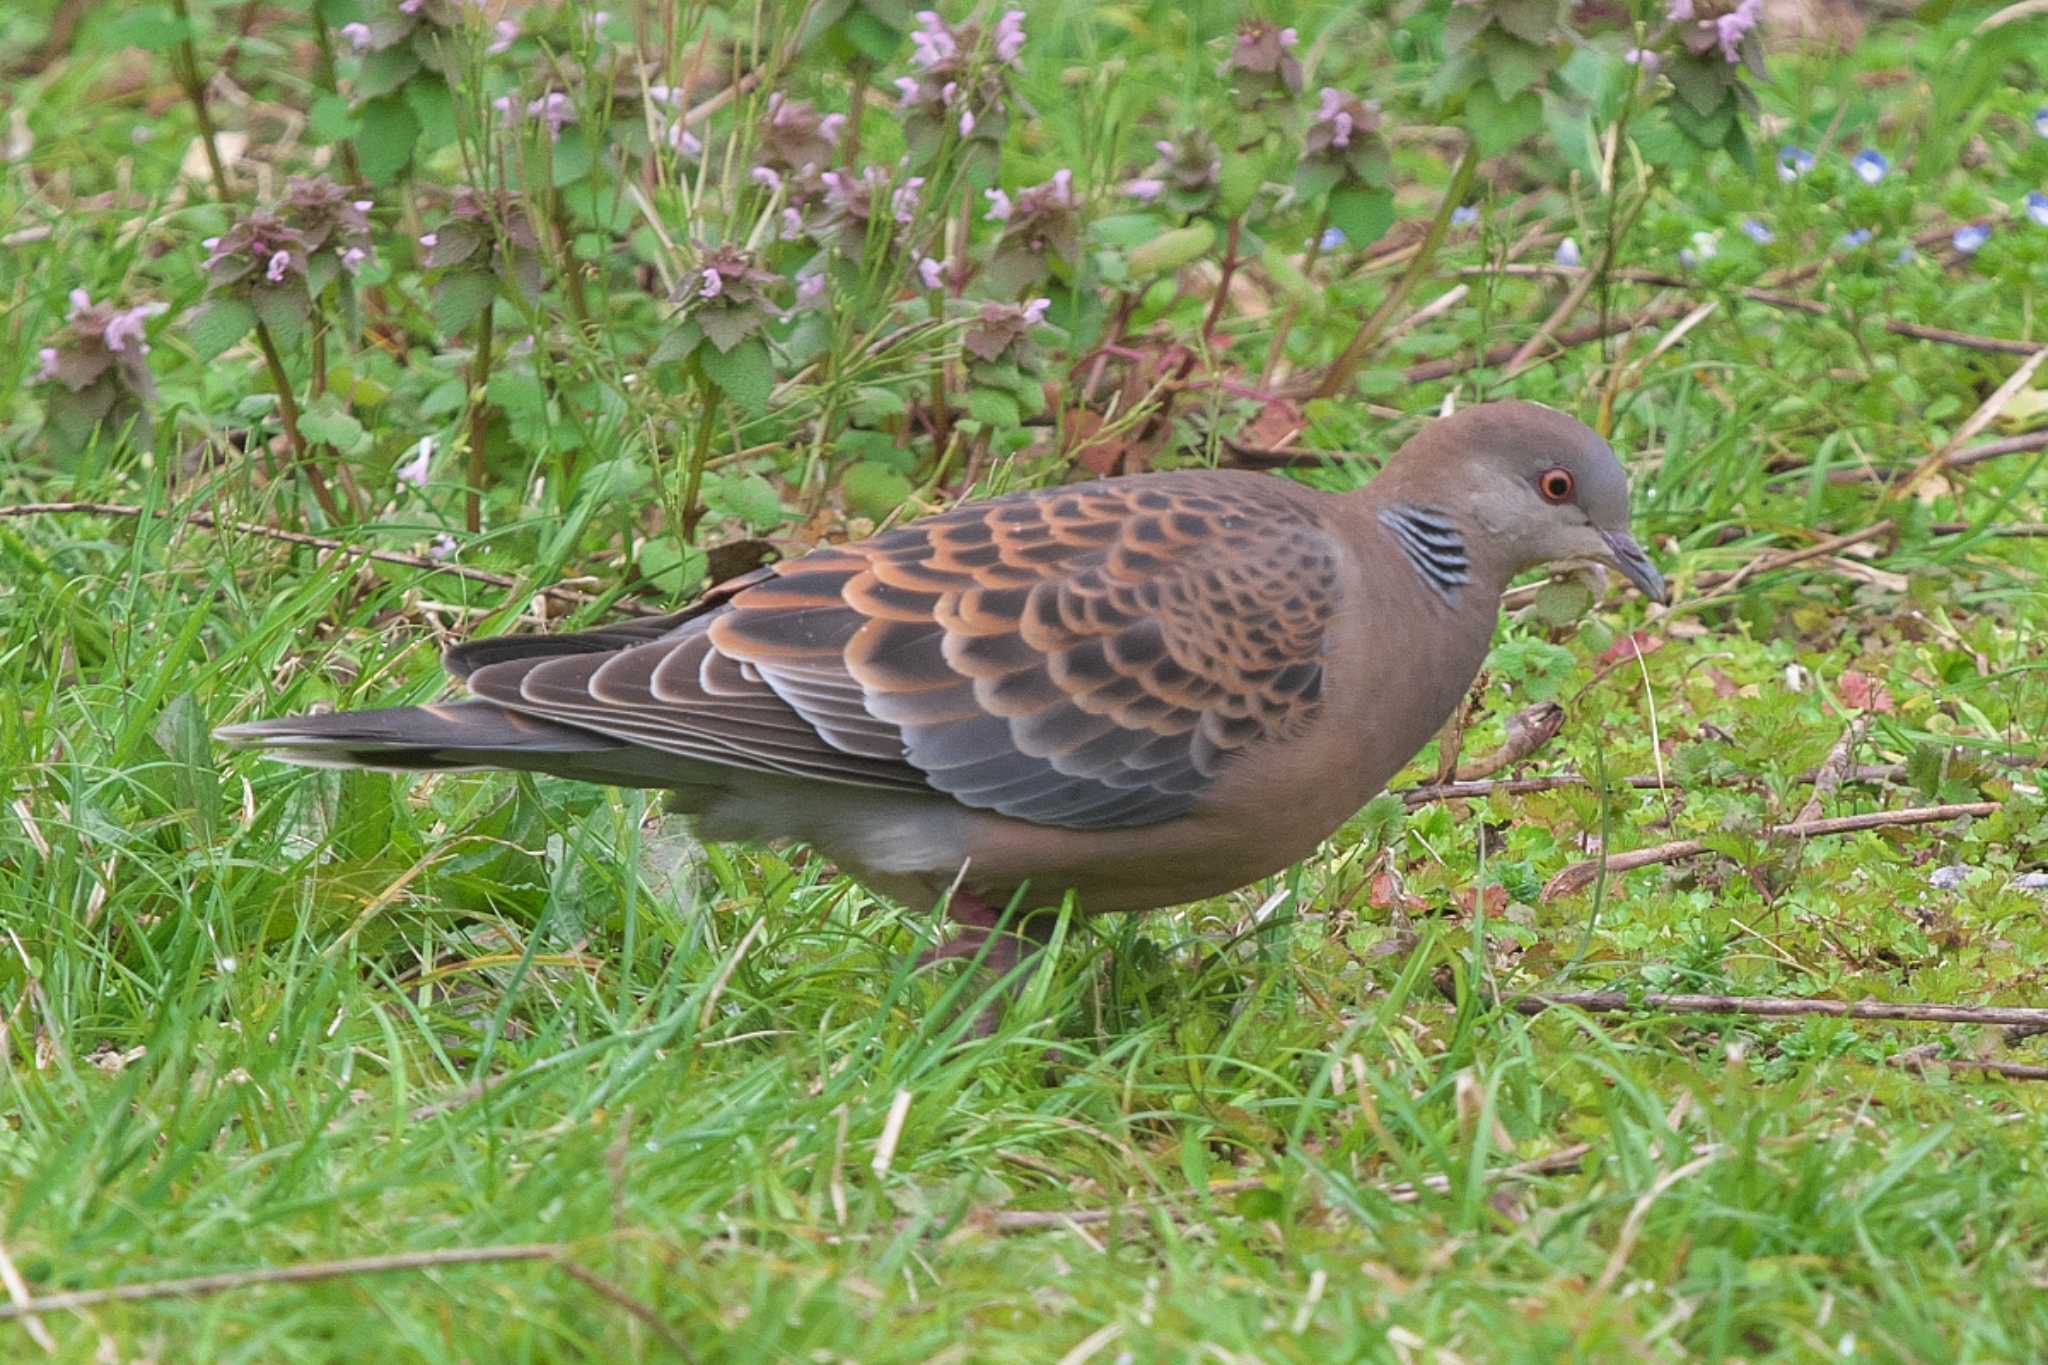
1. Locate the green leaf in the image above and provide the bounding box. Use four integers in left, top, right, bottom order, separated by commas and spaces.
704, 471, 788, 531
1464, 85, 1545, 156
637, 535, 709, 597
487, 372, 548, 427
1218, 153, 1263, 217
964, 388, 1022, 428
841, 461, 915, 521
105, 10, 192, 52
851, 385, 908, 423
432, 270, 498, 336
841, 8, 902, 62
299, 400, 371, 456
308, 93, 362, 144
551, 127, 597, 187
1479, 30, 1553, 101
187, 298, 255, 360
1091, 213, 1169, 249
1127, 222, 1217, 277
1326, 187, 1395, 249
356, 94, 420, 184
354, 48, 420, 100
1291, 160, 1342, 203
404, 79, 458, 149
251, 286, 309, 352
153, 694, 221, 841
699, 337, 774, 415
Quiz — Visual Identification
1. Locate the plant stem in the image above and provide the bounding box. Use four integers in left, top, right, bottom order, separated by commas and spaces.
466, 307, 497, 535
1260, 204, 1331, 387
252, 320, 343, 524
679, 371, 721, 541
166, 0, 233, 200
1311, 141, 1480, 400
307, 7, 365, 186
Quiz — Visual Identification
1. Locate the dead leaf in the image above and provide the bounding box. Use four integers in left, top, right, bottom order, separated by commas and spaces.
1838, 670, 1896, 714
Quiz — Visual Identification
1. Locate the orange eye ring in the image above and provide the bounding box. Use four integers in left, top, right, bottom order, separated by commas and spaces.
1537, 467, 1575, 503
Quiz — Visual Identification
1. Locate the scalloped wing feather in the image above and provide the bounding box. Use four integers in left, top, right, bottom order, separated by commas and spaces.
460, 473, 1339, 830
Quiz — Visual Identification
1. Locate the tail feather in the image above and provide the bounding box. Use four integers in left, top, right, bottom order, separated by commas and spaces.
214, 699, 628, 773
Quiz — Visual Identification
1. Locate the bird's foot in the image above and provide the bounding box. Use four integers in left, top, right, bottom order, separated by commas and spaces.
914, 892, 1050, 1037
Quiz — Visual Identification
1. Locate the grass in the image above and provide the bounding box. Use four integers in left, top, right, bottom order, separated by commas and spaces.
5, 0, 2048, 1359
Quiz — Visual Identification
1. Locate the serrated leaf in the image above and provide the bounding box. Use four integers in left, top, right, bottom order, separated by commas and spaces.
841, 8, 902, 61
841, 461, 915, 521
704, 471, 788, 531
964, 388, 1022, 428
424, 220, 484, 269
308, 93, 362, 143
354, 48, 420, 100
299, 401, 370, 455
699, 337, 774, 415
251, 285, 309, 352
1480, 30, 1554, 101
851, 385, 908, 423
187, 298, 255, 360
637, 535, 709, 597
356, 93, 420, 184
487, 372, 548, 425
404, 79, 458, 149
432, 270, 498, 336
1464, 85, 1545, 156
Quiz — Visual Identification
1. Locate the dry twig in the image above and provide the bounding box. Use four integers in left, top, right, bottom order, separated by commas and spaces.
1543, 801, 1999, 900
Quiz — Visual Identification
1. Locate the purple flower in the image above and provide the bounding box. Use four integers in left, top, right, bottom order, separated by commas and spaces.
1555, 237, 1582, 267
341, 246, 369, 273
1125, 177, 1165, 202
68, 288, 92, 317
1850, 149, 1888, 185
340, 22, 372, 52
419, 232, 438, 248
751, 166, 784, 193
429, 532, 458, 561
984, 188, 1013, 221
1837, 228, 1872, 249
795, 270, 827, 308
36, 347, 59, 380
1452, 205, 1479, 227
781, 207, 804, 240
1740, 218, 1774, 244
103, 301, 167, 353
1624, 47, 1660, 74
893, 77, 921, 107
1667, 0, 1695, 18
265, 250, 292, 283
1953, 223, 1990, 254
891, 178, 925, 224
1021, 297, 1050, 325
1713, 0, 1761, 63
665, 121, 703, 157
395, 437, 433, 488
1778, 146, 1814, 181
1314, 87, 1358, 149
487, 19, 519, 54
2027, 191, 2048, 227
909, 11, 958, 69
959, 107, 976, 137
918, 256, 946, 290
993, 9, 1026, 63
526, 92, 577, 140
491, 94, 518, 123
399, 0, 423, 13
699, 267, 724, 299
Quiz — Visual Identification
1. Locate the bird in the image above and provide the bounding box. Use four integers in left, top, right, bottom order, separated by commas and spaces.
217, 400, 1665, 989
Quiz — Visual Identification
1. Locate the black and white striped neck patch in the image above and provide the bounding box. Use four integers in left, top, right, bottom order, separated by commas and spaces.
1378, 504, 1471, 604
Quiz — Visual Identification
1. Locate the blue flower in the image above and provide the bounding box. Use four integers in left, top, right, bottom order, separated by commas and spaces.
1837, 228, 1873, 249
1953, 223, 1990, 254
1850, 149, 1888, 185
2027, 191, 2048, 227
1894, 245, 1918, 266
1451, 205, 1479, 227
1777, 145, 1814, 181
2037, 108, 2048, 139
1319, 226, 1348, 251
1555, 236, 1582, 267
1740, 218, 1774, 244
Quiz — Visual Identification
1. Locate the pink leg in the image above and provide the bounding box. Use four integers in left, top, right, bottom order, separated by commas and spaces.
915, 891, 1050, 1034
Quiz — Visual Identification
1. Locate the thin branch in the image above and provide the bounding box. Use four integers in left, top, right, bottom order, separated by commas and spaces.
1543, 801, 2000, 900
0, 502, 664, 616
0, 1245, 564, 1319
1681, 520, 1896, 605
1891, 347, 2048, 500
1795, 715, 1868, 824
1489, 990, 2048, 1032
556, 1261, 696, 1361
1400, 301, 1695, 385
981, 1142, 1596, 1232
